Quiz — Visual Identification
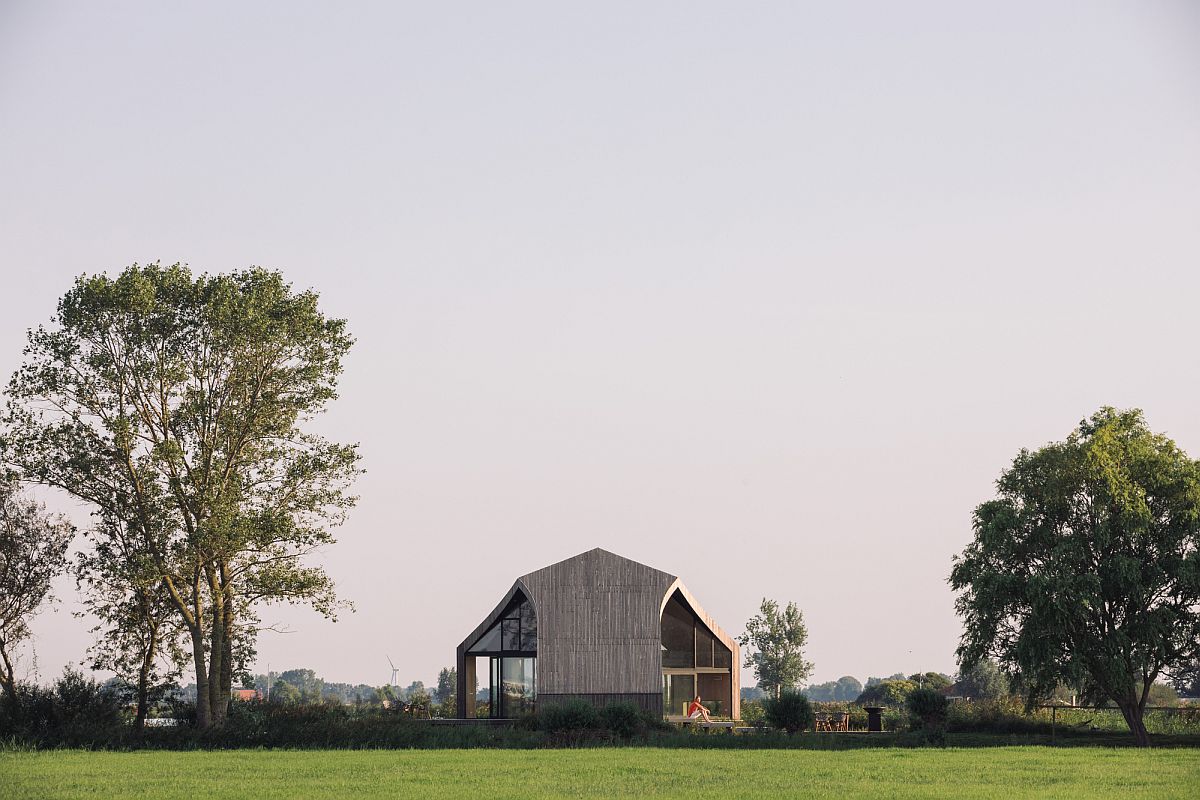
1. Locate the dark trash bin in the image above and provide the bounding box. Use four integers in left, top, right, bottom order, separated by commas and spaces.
864, 706, 886, 732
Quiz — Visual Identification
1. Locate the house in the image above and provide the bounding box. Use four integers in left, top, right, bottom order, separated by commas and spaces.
455, 547, 740, 719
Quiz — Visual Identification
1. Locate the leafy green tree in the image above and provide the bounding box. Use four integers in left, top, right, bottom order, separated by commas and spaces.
76, 512, 188, 731
1, 264, 361, 728
737, 598, 813, 698
268, 679, 301, 705
0, 477, 73, 709
277, 668, 324, 702
834, 675, 864, 701
803, 680, 837, 701
1146, 681, 1180, 707
763, 690, 814, 734
955, 658, 1009, 700
855, 679, 916, 706
950, 408, 1200, 746
906, 687, 948, 742
433, 666, 456, 716
804, 675, 862, 702
402, 680, 429, 705
907, 672, 952, 692
1172, 659, 1200, 698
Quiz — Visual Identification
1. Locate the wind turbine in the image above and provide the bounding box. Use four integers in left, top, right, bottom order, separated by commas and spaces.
386, 655, 399, 688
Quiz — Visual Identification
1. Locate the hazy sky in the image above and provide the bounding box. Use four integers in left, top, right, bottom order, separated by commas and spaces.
2, 2, 1198, 690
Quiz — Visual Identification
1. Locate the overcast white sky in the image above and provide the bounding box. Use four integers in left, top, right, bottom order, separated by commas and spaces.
2, 1, 1199, 690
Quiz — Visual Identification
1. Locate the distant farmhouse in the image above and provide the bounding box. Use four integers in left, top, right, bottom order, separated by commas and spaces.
456, 548, 740, 719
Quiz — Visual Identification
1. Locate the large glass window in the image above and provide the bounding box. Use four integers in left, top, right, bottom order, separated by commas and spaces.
661, 591, 734, 717
468, 590, 537, 718
698, 673, 731, 716
714, 640, 732, 669
466, 591, 537, 656
661, 595, 696, 668
500, 657, 536, 717
696, 626, 715, 668
663, 673, 695, 716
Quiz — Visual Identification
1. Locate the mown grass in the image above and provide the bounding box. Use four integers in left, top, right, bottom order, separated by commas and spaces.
2, 747, 1198, 800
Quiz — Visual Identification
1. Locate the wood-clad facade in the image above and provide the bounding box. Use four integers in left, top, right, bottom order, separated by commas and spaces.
455, 548, 740, 719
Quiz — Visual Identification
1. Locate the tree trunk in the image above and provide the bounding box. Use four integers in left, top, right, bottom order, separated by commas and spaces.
0, 640, 18, 718
190, 626, 211, 729
207, 580, 229, 726
217, 592, 234, 720
1115, 697, 1151, 747
133, 628, 158, 733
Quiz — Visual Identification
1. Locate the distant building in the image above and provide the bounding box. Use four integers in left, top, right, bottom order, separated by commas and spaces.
231, 688, 262, 702
456, 548, 740, 719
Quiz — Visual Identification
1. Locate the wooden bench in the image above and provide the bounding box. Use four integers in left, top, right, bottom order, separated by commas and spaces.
679, 719, 737, 731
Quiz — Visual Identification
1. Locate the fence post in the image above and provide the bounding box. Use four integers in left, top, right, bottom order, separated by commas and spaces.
1051, 706, 1056, 744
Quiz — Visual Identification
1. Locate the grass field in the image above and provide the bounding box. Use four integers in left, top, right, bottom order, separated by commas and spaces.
2, 748, 1198, 800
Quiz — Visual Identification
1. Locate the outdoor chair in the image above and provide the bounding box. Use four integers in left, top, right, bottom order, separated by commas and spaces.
830, 712, 849, 732
814, 712, 831, 732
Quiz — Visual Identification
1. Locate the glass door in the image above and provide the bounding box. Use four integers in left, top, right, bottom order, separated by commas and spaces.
663, 673, 695, 716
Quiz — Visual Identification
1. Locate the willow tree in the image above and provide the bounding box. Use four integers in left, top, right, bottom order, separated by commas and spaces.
951, 408, 1200, 746
2, 264, 360, 728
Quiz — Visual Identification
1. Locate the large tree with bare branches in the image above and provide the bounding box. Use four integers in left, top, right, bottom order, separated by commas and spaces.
2, 263, 360, 728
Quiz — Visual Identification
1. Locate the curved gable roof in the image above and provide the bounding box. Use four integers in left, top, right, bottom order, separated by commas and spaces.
458, 547, 739, 698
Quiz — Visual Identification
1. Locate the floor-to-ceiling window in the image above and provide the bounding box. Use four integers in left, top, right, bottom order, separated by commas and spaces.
466, 590, 537, 717
660, 591, 733, 716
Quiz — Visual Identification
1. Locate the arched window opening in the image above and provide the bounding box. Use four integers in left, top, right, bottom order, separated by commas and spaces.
660, 590, 732, 717
466, 589, 537, 717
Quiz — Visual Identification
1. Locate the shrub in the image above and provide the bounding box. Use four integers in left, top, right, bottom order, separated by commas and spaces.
536, 699, 600, 733
598, 702, 644, 739
763, 691, 814, 734
740, 699, 766, 727
906, 688, 948, 745
856, 679, 916, 706
0, 668, 126, 747
906, 688, 948, 729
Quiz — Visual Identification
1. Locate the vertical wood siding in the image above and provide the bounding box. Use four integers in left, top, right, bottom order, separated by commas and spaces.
457, 548, 741, 718
521, 548, 676, 695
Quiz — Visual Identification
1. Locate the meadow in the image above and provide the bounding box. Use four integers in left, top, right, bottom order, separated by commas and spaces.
2, 747, 1198, 800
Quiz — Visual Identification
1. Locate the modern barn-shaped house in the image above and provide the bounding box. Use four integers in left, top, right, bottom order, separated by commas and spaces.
455, 548, 740, 719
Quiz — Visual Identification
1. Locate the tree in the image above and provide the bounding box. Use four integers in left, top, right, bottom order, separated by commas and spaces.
737, 598, 813, 698
803, 675, 862, 702
950, 408, 1200, 746
0, 477, 73, 708
855, 679, 916, 706
835, 675, 864, 701
434, 667, 456, 705
1172, 658, 1200, 698
907, 672, 952, 692
277, 668, 323, 702
2, 264, 361, 728
955, 658, 1009, 700
76, 512, 188, 731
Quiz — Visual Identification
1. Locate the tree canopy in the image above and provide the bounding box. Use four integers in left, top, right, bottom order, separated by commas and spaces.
954, 658, 1009, 700
1, 264, 361, 728
950, 407, 1200, 745
804, 675, 863, 702
0, 477, 73, 705
738, 598, 813, 698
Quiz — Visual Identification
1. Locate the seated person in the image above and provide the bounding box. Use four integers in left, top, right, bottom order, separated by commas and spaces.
686, 695, 713, 723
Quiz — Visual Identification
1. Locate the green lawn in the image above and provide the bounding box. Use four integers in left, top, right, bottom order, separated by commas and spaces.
2, 748, 1198, 800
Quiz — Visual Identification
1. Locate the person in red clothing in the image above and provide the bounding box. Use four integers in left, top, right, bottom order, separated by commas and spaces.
686, 695, 713, 722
